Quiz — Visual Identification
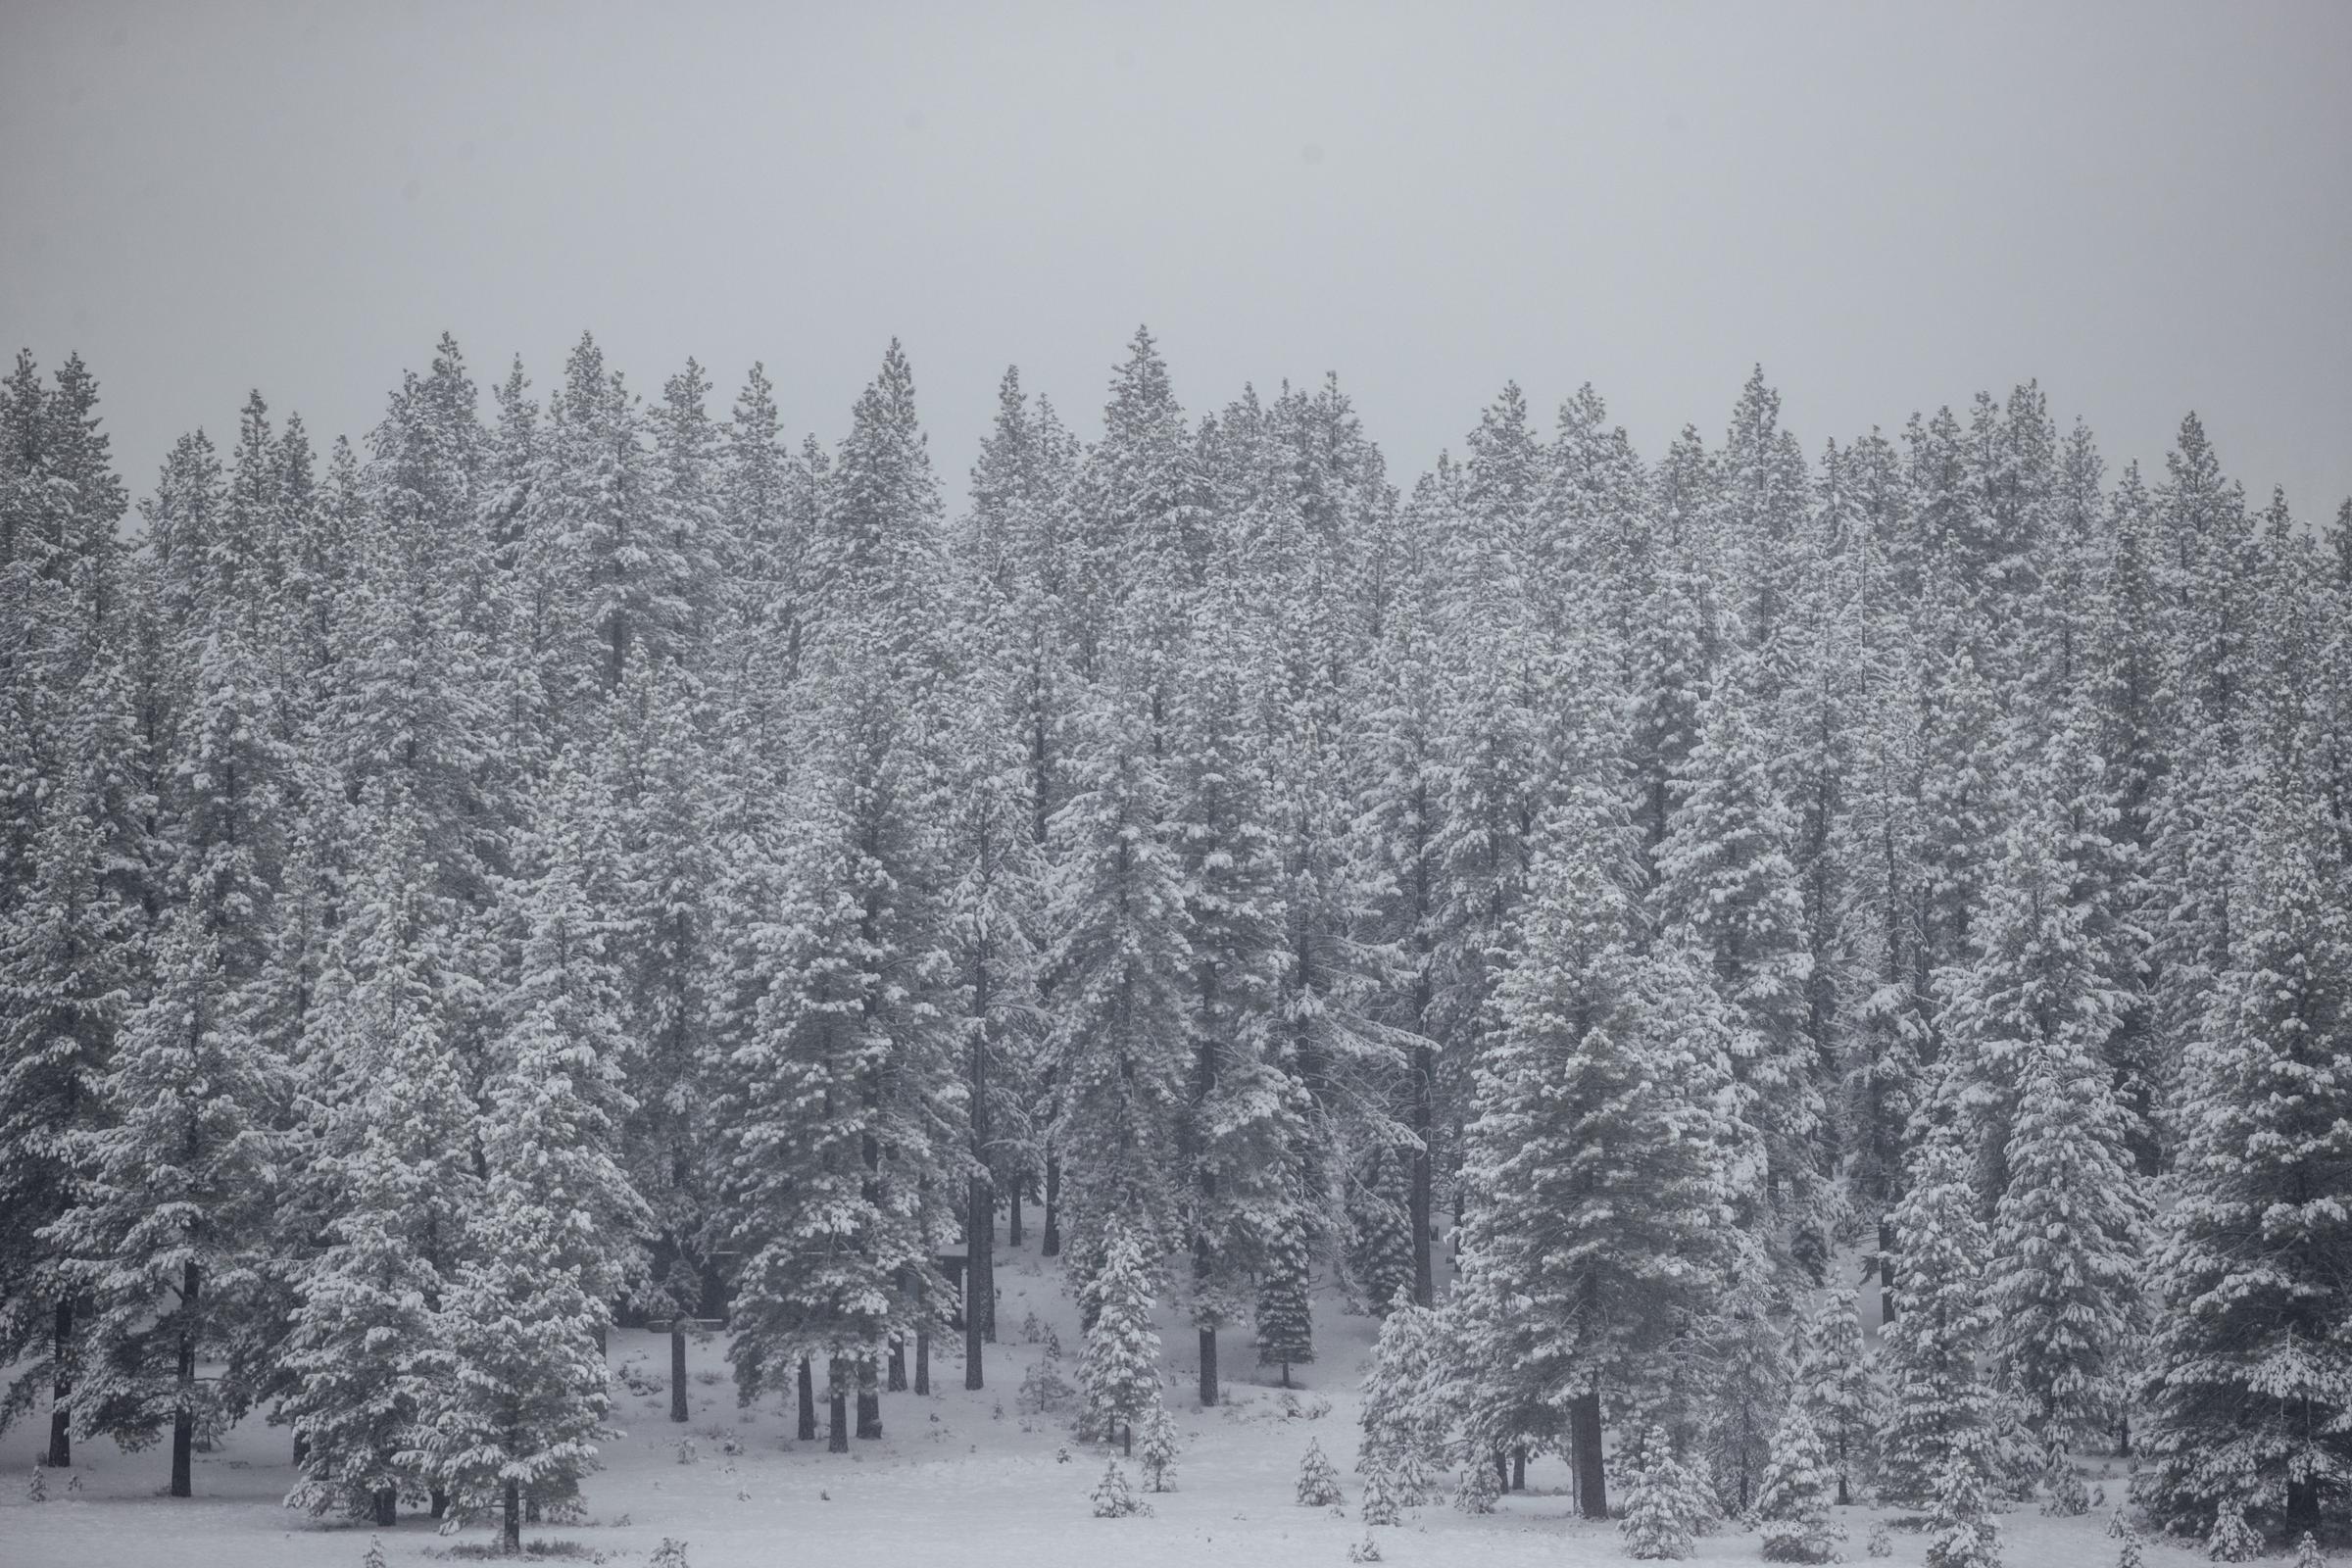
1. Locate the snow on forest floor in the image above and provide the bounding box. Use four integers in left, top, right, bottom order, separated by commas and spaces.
2, 1245, 2208, 1568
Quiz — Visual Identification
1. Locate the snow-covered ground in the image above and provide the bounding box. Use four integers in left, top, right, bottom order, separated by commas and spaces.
1, 1246, 2208, 1568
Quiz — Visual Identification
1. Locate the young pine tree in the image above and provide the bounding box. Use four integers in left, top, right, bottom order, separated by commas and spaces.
1077, 1224, 1161, 1454
1755, 1404, 1840, 1563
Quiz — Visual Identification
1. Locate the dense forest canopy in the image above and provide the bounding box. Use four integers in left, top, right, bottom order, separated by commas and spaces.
2, 329, 2348, 1556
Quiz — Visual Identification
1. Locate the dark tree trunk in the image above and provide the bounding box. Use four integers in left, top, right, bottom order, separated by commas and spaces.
857, 1360, 882, 1440
1511, 1445, 1526, 1491
669, 1324, 689, 1422
47, 1298, 72, 1469
430, 1488, 449, 1520
171, 1261, 198, 1498
1042, 1152, 1060, 1256
525, 1493, 541, 1524
914, 1322, 930, 1396
372, 1487, 397, 1527
966, 1183, 989, 1390
1836, 1468, 1851, 1507
826, 1361, 849, 1452
1199, 1327, 1220, 1407
1493, 1448, 1509, 1490
1411, 1040, 1435, 1308
293, 1431, 307, 1468
798, 1357, 818, 1441
503, 1478, 520, 1552
1123, 1421, 1133, 1457
888, 1336, 907, 1393
1878, 1217, 1898, 1326
1572, 1387, 1606, 1519
1006, 1175, 1023, 1249
2287, 1475, 2320, 1541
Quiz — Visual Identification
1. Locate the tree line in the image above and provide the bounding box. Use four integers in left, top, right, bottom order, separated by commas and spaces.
1, 329, 2347, 1553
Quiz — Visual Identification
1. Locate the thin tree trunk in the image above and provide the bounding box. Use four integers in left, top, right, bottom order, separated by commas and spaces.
669, 1324, 689, 1423
1572, 1387, 1606, 1519
888, 1336, 907, 1393
1511, 1445, 1526, 1491
1493, 1448, 1509, 1491
1410, 1040, 1435, 1308
1199, 1327, 1219, 1407
799, 1357, 817, 1442
914, 1322, 930, 1396
430, 1488, 448, 1520
373, 1488, 396, 1527
503, 1478, 520, 1552
47, 1298, 71, 1469
1879, 1216, 1898, 1326
827, 1360, 849, 1453
293, 1431, 307, 1468
966, 1184, 988, 1390
170, 1261, 198, 1498
1007, 1175, 1023, 1249
857, 1359, 882, 1440
525, 1493, 541, 1524
1042, 1152, 1060, 1256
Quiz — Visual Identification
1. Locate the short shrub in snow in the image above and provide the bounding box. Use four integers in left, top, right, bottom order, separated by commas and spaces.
674, 1438, 699, 1465
1358, 1460, 1403, 1528
1756, 1405, 1841, 1562
2205, 1501, 2261, 1563
1091, 1460, 1152, 1518
1298, 1438, 1344, 1506
1619, 1430, 1706, 1560
1864, 1519, 1893, 1557
2116, 1535, 2143, 1568
1924, 1460, 2001, 1568
1347, 1533, 1383, 1563
27, 1463, 46, 1504
362, 1536, 386, 1568
1453, 1455, 1500, 1514
649, 1540, 690, 1568
2295, 1531, 2324, 1568
1139, 1406, 1179, 1492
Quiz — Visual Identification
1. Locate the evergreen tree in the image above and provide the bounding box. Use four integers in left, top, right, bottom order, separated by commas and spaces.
2137, 789, 2352, 1545
1791, 1289, 1878, 1506
1755, 1403, 1839, 1563
1879, 1112, 1998, 1507
1078, 1224, 1160, 1454
1251, 1194, 1314, 1386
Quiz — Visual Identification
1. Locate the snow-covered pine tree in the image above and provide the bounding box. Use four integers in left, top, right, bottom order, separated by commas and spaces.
0, 597, 147, 1470
2136, 785, 2352, 1546
1358, 1293, 1446, 1502
1357, 1456, 1403, 1526
1343, 1146, 1417, 1316
406, 772, 651, 1528
1138, 1405, 1178, 1492
1925, 1452, 2003, 1568
46, 602, 290, 1498
1462, 768, 1739, 1519
1791, 1289, 1878, 1506
1651, 648, 1822, 1264
1941, 718, 2149, 1466
1755, 1403, 1839, 1563
1077, 1223, 1160, 1454
281, 796, 483, 1525
1252, 1191, 1315, 1387
1297, 1435, 1344, 1506
1040, 672, 1191, 1274
1089, 1457, 1151, 1517
1618, 1426, 1708, 1560
1878, 1108, 1998, 1508
1167, 589, 1293, 1406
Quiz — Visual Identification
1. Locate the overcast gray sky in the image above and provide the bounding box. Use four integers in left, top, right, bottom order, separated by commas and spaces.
5, 0, 2348, 522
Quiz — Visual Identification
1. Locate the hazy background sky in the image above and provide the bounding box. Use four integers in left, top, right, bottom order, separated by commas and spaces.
5, 0, 2349, 523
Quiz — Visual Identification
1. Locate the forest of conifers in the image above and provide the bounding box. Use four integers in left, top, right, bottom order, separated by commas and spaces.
1, 327, 2347, 1553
